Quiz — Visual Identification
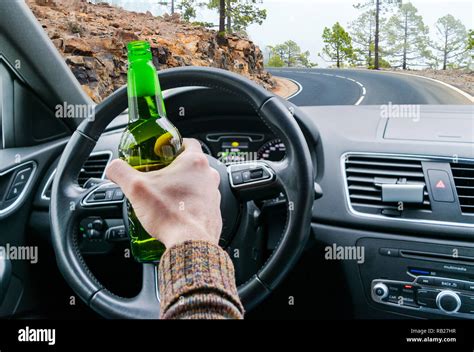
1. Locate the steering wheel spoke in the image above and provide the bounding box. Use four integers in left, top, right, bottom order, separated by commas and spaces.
89, 262, 161, 319
139, 263, 161, 304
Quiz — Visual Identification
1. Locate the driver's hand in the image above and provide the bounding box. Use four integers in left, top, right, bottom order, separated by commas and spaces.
105, 138, 222, 249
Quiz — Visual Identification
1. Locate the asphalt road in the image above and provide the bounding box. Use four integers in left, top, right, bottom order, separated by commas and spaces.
268, 68, 472, 106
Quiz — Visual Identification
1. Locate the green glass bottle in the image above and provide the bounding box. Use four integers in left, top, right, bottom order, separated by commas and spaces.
119, 41, 183, 262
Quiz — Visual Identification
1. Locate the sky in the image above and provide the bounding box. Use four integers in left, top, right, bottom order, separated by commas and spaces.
108, 0, 473, 67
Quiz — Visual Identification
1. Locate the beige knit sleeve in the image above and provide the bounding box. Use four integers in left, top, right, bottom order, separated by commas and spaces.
158, 240, 244, 319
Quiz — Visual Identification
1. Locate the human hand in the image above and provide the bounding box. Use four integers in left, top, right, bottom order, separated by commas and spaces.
106, 138, 222, 248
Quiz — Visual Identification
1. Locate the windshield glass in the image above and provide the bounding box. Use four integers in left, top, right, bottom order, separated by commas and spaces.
27, 0, 473, 106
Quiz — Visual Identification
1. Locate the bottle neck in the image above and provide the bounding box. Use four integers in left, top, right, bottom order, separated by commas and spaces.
127, 60, 167, 122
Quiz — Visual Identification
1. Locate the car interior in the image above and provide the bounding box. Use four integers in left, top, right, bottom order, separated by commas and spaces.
0, 1, 473, 320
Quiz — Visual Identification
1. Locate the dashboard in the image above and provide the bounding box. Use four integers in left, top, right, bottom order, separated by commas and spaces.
25, 86, 474, 320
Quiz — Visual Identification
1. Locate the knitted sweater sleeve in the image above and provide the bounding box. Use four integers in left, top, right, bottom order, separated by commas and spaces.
158, 240, 244, 319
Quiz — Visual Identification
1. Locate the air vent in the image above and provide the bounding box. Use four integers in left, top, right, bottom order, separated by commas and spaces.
345, 155, 431, 215
41, 152, 111, 200
77, 153, 111, 187
451, 163, 474, 215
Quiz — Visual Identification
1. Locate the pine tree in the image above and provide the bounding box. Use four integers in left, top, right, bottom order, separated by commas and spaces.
270, 41, 315, 67
384, 3, 430, 69
431, 14, 468, 70
349, 10, 379, 67
320, 22, 355, 68
209, 0, 266, 33
354, 0, 401, 69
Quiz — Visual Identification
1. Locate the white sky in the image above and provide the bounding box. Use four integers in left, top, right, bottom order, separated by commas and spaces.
113, 0, 473, 67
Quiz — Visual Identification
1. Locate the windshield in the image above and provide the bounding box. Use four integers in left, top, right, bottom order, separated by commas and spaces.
27, 0, 473, 106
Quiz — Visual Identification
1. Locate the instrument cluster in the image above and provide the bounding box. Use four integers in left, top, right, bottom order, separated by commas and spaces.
196, 134, 286, 164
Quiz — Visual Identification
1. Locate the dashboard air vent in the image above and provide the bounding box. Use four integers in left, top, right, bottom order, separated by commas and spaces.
42, 152, 111, 200
345, 155, 431, 215
450, 163, 474, 215
77, 152, 111, 187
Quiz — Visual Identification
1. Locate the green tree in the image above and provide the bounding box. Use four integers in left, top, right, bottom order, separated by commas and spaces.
176, 0, 198, 21
271, 41, 314, 67
468, 30, 474, 50
349, 10, 380, 67
298, 50, 317, 68
430, 14, 468, 70
320, 22, 355, 68
209, 0, 267, 33
384, 3, 430, 70
267, 55, 285, 67
265, 45, 274, 63
354, 0, 401, 69
274, 41, 299, 67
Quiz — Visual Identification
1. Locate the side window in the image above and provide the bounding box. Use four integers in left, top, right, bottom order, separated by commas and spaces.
0, 61, 68, 148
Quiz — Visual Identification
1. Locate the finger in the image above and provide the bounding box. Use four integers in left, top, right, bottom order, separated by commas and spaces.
183, 138, 203, 154
210, 167, 221, 186
105, 159, 142, 192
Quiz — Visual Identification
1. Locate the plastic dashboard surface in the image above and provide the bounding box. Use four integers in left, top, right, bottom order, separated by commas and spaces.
304, 104, 474, 238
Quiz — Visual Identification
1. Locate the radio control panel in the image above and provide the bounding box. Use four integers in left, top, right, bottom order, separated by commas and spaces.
371, 277, 474, 318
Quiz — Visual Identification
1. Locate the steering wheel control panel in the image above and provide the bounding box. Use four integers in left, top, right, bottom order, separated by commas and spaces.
82, 182, 125, 206
371, 278, 474, 318
79, 217, 128, 254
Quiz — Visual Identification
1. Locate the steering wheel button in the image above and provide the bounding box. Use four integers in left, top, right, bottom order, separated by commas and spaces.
113, 189, 124, 200
93, 192, 106, 200
250, 169, 264, 179
92, 219, 104, 231
117, 227, 127, 238
242, 171, 251, 182
105, 189, 115, 201
87, 229, 102, 240
106, 226, 127, 242
231, 172, 243, 185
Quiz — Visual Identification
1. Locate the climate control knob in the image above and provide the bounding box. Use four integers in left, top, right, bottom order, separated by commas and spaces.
436, 290, 461, 313
373, 283, 389, 300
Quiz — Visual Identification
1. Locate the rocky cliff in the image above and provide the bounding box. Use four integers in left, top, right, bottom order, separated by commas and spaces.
27, 0, 274, 102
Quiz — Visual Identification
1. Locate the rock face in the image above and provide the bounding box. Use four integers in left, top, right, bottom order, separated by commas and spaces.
27, 0, 274, 102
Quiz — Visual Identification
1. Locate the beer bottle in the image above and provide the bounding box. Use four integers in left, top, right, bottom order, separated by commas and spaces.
119, 41, 183, 262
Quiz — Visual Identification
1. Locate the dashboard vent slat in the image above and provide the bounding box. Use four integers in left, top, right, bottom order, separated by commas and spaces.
77, 153, 112, 187
451, 163, 474, 215
345, 155, 431, 215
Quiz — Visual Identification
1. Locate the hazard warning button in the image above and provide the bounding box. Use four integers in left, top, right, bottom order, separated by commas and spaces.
427, 169, 454, 203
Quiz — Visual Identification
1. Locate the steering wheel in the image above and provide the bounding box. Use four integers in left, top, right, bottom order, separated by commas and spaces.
50, 67, 314, 318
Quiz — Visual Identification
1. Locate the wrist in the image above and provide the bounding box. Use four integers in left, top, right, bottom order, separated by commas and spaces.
161, 228, 219, 249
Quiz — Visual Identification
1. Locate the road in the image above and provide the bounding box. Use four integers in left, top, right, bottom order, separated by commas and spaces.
267, 68, 472, 106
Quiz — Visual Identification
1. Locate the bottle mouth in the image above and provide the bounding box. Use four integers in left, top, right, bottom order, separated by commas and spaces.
127, 41, 152, 62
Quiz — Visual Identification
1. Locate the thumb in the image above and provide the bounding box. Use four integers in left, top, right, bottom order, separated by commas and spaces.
105, 159, 141, 192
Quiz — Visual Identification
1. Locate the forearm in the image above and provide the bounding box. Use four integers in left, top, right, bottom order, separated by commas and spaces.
158, 240, 244, 319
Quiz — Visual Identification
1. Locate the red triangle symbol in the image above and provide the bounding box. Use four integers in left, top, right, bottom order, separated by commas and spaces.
435, 180, 446, 189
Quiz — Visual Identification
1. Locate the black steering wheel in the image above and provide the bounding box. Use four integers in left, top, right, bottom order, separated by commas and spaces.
50, 67, 314, 318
